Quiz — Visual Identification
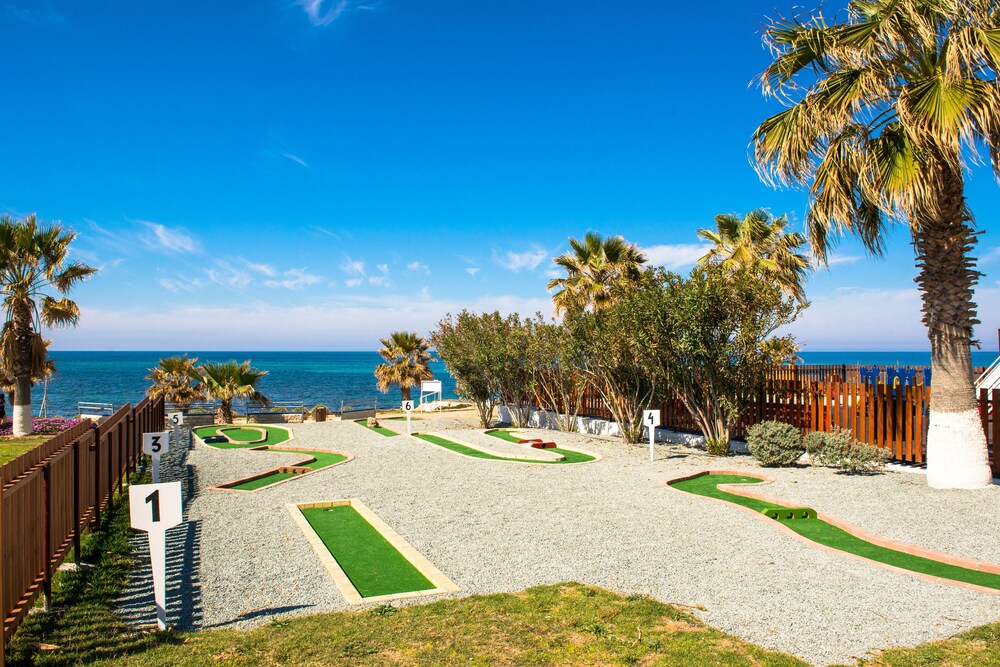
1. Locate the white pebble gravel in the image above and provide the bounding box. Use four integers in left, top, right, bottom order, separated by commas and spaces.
117, 413, 1000, 666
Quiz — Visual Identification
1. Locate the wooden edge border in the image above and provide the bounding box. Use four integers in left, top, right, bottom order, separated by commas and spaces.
662, 470, 1000, 595
415, 431, 601, 465
287, 499, 460, 606
205, 447, 353, 493
485, 428, 603, 464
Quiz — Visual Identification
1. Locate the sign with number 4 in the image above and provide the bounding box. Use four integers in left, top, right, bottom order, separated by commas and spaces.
642, 410, 660, 462
129, 481, 183, 630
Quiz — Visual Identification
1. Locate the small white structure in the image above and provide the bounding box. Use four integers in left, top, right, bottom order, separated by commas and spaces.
419, 380, 443, 411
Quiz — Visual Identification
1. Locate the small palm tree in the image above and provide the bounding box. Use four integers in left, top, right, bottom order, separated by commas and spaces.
197, 360, 269, 424
751, 0, 1000, 488
147, 354, 201, 408
0, 214, 97, 435
547, 232, 647, 315
697, 209, 810, 302
0, 338, 56, 420
374, 331, 434, 402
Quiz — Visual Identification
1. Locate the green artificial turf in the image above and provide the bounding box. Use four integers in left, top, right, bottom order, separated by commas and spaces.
416, 432, 595, 464
226, 449, 348, 491
484, 429, 597, 464
193, 424, 291, 448
353, 419, 401, 437
670, 474, 1000, 591
386, 416, 421, 421
301, 505, 434, 598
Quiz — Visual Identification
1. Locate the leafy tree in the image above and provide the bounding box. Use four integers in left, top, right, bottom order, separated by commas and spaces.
624, 267, 800, 452
526, 319, 590, 432
547, 232, 647, 315
0, 214, 97, 435
697, 209, 810, 302
197, 360, 269, 424
430, 311, 505, 428
146, 354, 201, 408
374, 331, 435, 402
751, 0, 1000, 488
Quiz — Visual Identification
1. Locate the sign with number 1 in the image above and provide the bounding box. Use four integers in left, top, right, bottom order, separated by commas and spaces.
129, 481, 183, 630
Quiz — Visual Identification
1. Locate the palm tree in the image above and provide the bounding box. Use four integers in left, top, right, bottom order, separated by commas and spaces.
0, 214, 97, 435
0, 338, 56, 421
751, 1, 999, 488
196, 360, 269, 424
147, 354, 201, 408
374, 331, 435, 402
547, 232, 647, 315
697, 209, 810, 303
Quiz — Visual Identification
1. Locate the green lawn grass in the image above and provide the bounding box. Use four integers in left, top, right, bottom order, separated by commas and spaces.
0, 434, 47, 466
226, 450, 348, 491
301, 505, 433, 598
192, 424, 291, 448
671, 473, 1000, 590
353, 419, 401, 437
483, 429, 597, 464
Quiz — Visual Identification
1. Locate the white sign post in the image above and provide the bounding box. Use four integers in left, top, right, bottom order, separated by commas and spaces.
143, 431, 171, 483
642, 409, 660, 462
401, 400, 414, 435
129, 481, 183, 630
167, 412, 183, 456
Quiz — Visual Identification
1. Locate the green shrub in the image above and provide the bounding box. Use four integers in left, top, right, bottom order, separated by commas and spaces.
746, 421, 804, 467
807, 428, 892, 473
704, 439, 730, 456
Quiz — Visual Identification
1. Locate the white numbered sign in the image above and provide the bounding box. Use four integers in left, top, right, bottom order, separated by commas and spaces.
643, 410, 660, 462
143, 431, 171, 483
401, 400, 414, 412
167, 411, 184, 426
129, 481, 183, 630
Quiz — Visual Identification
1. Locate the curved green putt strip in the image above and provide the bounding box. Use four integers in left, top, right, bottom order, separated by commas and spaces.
417, 432, 594, 464
670, 474, 1000, 591
301, 505, 433, 598
225, 449, 348, 491
484, 429, 596, 464
353, 419, 401, 437
193, 424, 291, 448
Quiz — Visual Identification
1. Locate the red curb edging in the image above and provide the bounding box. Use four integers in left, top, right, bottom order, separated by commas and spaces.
206, 446, 355, 493
662, 470, 1000, 595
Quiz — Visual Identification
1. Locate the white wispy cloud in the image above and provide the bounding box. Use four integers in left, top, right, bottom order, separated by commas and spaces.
297, 0, 349, 26
376, 263, 389, 274
264, 268, 323, 290
310, 225, 341, 241
206, 265, 252, 289
641, 243, 708, 270
157, 276, 202, 293
244, 260, 277, 277
339, 256, 365, 275
345, 278, 363, 288
465, 267, 480, 276
368, 275, 389, 287
494, 245, 548, 272
281, 151, 309, 168
407, 261, 430, 274
137, 220, 201, 254
982, 246, 1000, 264
812, 253, 863, 269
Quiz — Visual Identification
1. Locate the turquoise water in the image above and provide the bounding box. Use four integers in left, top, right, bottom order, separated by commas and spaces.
20, 349, 1000, 418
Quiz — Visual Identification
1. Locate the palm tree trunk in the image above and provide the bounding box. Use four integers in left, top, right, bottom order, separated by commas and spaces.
917, 162, 992, 489
13, 375, 32, 436
401, 387, 411, 402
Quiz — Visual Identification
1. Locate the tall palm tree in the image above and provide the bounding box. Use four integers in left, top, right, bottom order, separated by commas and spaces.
146, 354, 201, 408
0, 214, 97, 435
0, 338, 56, 420
547, 232, 647, 315
374, 331, 435, 402
751, 0, 1000, 488
197, 360, 269, 424
697, 209, 810, 303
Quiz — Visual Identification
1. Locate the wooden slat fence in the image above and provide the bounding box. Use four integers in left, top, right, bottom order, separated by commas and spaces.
0, 396, 164, 660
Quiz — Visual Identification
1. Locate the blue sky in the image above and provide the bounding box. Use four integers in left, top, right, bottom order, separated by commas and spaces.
2, 1, 998, 351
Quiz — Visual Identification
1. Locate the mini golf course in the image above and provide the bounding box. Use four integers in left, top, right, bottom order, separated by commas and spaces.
353, 419, 401, 437
290, 500, 458, 604
193, 424, 292, 449
668, 472, 1000, 593
484, 429, 597, 464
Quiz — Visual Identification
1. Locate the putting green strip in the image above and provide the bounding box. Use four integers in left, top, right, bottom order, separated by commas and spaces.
353, 419, 401, 437
224, 449, 349, 491
416, 432, 596, 464
670, 473, 1000, 592
193, 424, 292, 448
229, 471, 298, 491
301, 505, 434, 598
483, 429, 597, 464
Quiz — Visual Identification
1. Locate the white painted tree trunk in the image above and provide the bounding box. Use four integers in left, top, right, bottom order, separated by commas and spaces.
926, 408, 994, 489
12, 403, 33, 436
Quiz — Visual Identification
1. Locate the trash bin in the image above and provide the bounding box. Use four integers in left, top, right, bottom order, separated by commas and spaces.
314, 406, 328, 422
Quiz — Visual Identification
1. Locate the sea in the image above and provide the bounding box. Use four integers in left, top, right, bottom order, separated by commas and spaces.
17, 349, 1000, 419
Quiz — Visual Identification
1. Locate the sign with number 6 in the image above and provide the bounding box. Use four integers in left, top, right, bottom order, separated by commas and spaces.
401, 400, 414, 412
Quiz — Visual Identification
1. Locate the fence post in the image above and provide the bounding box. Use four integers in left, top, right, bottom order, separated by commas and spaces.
42, 463, 52, 613
992, 389, 999, 478
91, 423, 102, 529
72, 438, 81, 565
1, 465, 5, 667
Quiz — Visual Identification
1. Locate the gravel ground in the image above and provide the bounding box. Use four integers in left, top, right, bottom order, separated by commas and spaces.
120, 414, 1000, 666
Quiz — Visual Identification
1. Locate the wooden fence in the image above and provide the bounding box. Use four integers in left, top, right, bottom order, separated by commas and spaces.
573, 372, 999, 476
0, 396, 164, 661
